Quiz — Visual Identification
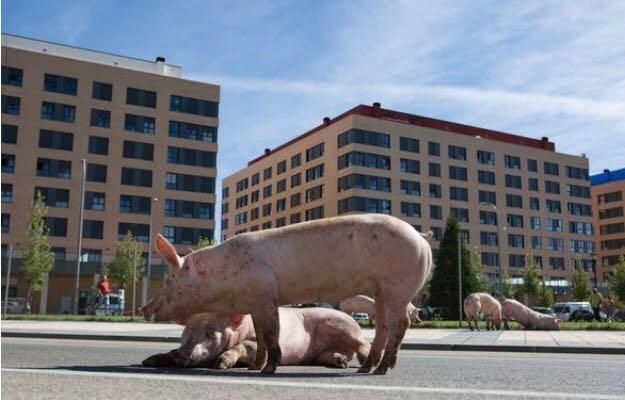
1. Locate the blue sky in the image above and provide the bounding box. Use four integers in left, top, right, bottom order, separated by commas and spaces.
3, 0, 624, 182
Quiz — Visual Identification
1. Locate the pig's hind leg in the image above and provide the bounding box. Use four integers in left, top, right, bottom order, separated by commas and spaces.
373, 299, 410, 375
313, 351, 349, 369
214, 340, 257, 369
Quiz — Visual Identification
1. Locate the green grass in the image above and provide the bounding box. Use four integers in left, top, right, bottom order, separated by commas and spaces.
2, 314, 152, 322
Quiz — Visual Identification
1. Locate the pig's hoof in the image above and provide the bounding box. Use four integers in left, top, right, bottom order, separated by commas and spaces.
214, 358, 232, 370
248, 364, 261, 371
332, 354, 348, 369
373, 366, 388, 375
260, 364, 276, 374
357, 366, 371, 373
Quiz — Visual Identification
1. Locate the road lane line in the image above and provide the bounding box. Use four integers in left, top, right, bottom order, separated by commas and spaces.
3, 368, 623, 400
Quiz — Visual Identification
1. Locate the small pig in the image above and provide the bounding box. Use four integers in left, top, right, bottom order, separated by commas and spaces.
501, 299, 561, 330
339, 295, 421, 328
142, 307, 370, 369
463, 293, 502, 331
141, 214, 432, 375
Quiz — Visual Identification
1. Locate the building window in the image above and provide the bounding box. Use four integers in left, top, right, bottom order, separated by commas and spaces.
44, 217, 68, 237
236, 178, 249, 193
81, 249, 102, 263
507, 214, 524, 228
399, 180, 419, 196
428, 141, 440, 156
251, 190, 259, 203
429, 184, 442, 198
477, 150, 495, 165
531, 236, 542, 250
544, 162, 560, 176
528, 178, 539, 191
276, 198, 287, 212
480, 211, 497, 225
2, 124, 18, 144
530, 216, 541, 230
291, 173, 301, 188
306, 164, 324, 182
125, 114, 155, 134
290, 213, 301, 224
430, 205, 442, 220
169, 120, 217, 142
222, 187, 230, 198
549, 257, 565, 271
448, 145, 466, 161
264, 167, 272, 181
509, 254, 525, 268
291, 153, 302, 168
43, 73, 77, 95
290, 193, 301, 208
546, 218, 563, 232
276, 217, 286, 227
122, 167, 152, 187
400, 159, 420, 174
170, 94, 218, 117
529, 197, 540, 211
263, 203, 272, 217
478, 170, 495, 185
450, 187, 468, 201
221, 202, 229, 215
2, 154, 16, 174
36, 187, 69, 208
567, 184, 591, 198
263, 185, 272, 198
338, 129, 390, 148
504, 155, 521, 169
450, 207, 469, 223
118, 222, 150, 242
480, 231, 498, 246
2, 66, 23, 87
428, 162, 441, 177
508, 234, 525, 248
83, 220, 104, 239
305, 206, 324, 221
86, 163, 107, 183
83, 192, 105, 211
547, 237, 564, 251
92, 82, 112, 101
276, 179, 287, 193
598, 191, 622, 204
235, 211, 247, 226
120, 195, 152, 215
527, 159, 537, 172
250, 207, 259, 220
305, 185, 324, 202
277, 160, 287, 174
545, 199, 561, 213
399, 137, 419, 153
123, 140, 155, 161
1, 213, 10, 233
127, 87, 157, 108
506, 194, 523, 208
236, 195, 248, 209
505, 174, 522, 189
544, 181, 560, 194
338, 197, 391, 215
449, 166, 467, 181
36, 158, 71, 179
2, 95, 21, 115
88, 136, 109, 155
1, 184, 13, 203
599, 206, 624, 219
90, 109, 110, 128
478, 190, 496, 205
338, 152, 390, 170
39, 130, 73, 151
481, 252, 499, 266
306, 143, 325, 162
566, 166, 589, 180
167, 146, 215, 167
164, 172, 214, 193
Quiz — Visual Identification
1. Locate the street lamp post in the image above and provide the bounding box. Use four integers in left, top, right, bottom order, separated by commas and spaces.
480, 202, 504, 295
142, 197, 158, 307
73, 159, 87, 314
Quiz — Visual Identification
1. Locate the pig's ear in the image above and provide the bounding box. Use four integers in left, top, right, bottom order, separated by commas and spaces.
229, 314, 245, 328
156, 234, 182, 273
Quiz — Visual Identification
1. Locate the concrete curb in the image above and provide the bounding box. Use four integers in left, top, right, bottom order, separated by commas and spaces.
3, 331, 625, 355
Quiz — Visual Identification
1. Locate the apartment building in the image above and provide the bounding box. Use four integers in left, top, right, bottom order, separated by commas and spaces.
1, 34, 219, 312
221, 103, 594, 290
591, 168, 625, 285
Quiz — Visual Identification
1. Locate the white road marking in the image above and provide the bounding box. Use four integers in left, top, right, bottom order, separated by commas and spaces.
3, 368, 624, 400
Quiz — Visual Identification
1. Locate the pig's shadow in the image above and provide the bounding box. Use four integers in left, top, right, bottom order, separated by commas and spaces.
36, 365, 371, 379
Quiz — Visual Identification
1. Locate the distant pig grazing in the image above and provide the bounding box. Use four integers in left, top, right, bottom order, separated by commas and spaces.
339, 295, 421, 327
141, 214, 433, 375
501, 299, 561, 330
143, 307, 370, 369
463, 293, 502, 331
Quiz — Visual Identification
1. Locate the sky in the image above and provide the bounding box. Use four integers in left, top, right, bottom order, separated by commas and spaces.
3, 0, 624, 181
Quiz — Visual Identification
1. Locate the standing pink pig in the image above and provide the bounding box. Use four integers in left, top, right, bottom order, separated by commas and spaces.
142, 307, 370, 369
502, 299, 561, 330
141, 214, 432, 375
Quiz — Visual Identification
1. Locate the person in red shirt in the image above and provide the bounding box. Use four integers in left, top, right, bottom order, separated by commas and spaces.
97, 275, 111, 316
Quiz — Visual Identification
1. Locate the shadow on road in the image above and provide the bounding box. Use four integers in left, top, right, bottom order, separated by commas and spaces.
24, 365, 372, 379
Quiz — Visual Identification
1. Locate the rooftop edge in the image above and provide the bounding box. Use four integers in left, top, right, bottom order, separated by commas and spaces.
591, 168, 625, 186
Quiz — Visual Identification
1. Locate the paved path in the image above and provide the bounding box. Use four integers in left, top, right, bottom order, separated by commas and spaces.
3, 320, 625, 353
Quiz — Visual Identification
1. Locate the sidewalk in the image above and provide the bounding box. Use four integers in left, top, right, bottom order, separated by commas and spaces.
2, 320, 625, 354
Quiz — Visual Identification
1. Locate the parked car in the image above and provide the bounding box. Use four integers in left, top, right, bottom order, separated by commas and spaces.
612, 310, 625, 322
531, 307, 555, 316
1, 297, 30, 314
351, 312, 370, 323
85, 290, 125, 316
419, 306, 443, 321
553, 302, 593, 321
569, 308, 607, 322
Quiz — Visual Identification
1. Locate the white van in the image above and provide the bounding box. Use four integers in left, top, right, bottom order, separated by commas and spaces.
553, 302, 593, 321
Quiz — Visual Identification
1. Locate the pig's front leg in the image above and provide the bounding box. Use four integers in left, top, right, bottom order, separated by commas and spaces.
214, 340, 258, 369
251, 306, 282, 374
142, 349, 179, 367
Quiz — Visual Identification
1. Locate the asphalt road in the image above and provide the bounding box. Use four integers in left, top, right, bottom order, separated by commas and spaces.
2, 338, 624, 400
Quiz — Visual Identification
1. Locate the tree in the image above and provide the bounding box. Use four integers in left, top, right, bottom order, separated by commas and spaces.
501, 271, 515, 299
22, 191, 55, 312
105, 232, 145, 289
196, 236, 215, 249
521, 250, 542, 306
470, 246, 491, 294
570, 257, 592, 301
536, 281, 555, 308
428, 218, 483, 319
607, 255, 625, 304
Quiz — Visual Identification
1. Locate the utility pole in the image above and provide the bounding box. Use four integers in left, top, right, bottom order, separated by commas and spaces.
142, 197, 158, 307
3, 244, 14, 318
73, 159, 86, 314
458, 230, 462, 328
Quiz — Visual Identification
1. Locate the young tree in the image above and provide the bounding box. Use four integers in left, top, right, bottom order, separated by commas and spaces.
196, 236, 215, 249
105, 232, 145, 289
470, 246, 491, 294
607, 255, 625, 304
536, 281, 555, 308
501, 271, 515, 299
570, 257, 592, 301
22, 191, 55, 312
428, 218, 483, 319
521, 250, 542, 306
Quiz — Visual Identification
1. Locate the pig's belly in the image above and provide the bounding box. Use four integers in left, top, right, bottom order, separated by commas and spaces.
277, 331, 314, 365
